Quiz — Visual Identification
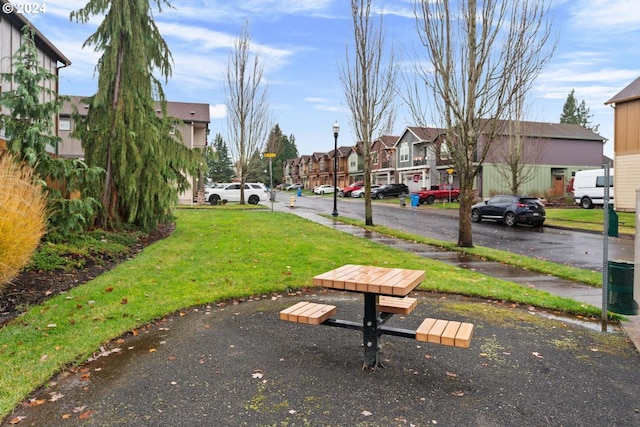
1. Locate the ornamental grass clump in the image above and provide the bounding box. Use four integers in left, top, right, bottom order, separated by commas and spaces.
0, 154, 47, 288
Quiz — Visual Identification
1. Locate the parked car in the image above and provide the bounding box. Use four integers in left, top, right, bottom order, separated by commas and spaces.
371, 183, 409, 199
339, 181, 364, 197
471, 195, 545, 227
204, 182, 268, 205
286, 183, 303, 191
351, 185, 381, 198
571, 168, 614, 209
314, 184, 337, 195
413, 184, 460, 204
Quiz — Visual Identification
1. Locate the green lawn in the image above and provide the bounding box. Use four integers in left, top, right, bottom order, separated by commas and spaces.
0, 207, 614, 418
545, 208, 635, 234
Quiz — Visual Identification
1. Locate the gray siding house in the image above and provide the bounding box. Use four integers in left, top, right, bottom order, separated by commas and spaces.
0, 2, 71, 152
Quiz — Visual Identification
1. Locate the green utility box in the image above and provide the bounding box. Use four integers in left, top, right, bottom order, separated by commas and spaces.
608, 205, 618, 237
607, 260, 638, 315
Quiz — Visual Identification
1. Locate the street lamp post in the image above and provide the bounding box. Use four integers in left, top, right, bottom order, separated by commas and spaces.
332, 121, 340, 217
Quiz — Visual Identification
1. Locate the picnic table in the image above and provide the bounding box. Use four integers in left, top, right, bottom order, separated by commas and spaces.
280, 264, 474, 369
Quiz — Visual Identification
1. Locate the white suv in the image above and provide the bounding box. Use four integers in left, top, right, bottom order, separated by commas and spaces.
205, 183, 268, 205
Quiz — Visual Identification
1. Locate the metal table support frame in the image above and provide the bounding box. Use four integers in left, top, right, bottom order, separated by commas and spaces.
320, 294, 417, 368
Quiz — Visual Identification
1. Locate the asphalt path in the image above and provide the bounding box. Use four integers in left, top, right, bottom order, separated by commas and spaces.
5, 294, 640, 426
285, 193, 634, 272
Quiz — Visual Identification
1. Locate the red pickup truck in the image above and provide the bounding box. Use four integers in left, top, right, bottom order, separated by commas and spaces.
413, 184, 460, 204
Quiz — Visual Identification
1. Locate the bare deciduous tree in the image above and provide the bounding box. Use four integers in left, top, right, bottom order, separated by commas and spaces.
340, 0, 396, 226
493, 82, 546, 195
407, 0, 554, 247
225, 24, 270, 203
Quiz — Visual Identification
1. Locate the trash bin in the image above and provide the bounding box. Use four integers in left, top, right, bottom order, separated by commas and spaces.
608, 205, 618, 237
399, 193, 406, 207
297, 188, 302, 197
410, 193, 419, 207
270, 190, 276, 202
607, 260, 638, 315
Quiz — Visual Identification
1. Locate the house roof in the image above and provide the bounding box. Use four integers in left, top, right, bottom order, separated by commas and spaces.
402, 122, 603, 143
486, 120, 605, 142
1, 0, 71, 66
406, 126, 446, 142
374, 135, 399, 148
62, 95, 210, 123
605, 75, 640, 105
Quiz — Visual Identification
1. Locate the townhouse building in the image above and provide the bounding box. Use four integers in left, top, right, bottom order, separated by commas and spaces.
605, 76, 640, 212
0, 3, 71, 152
283, 120, 606, 199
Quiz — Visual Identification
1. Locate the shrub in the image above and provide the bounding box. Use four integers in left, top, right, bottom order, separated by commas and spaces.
0, 154, 47, 287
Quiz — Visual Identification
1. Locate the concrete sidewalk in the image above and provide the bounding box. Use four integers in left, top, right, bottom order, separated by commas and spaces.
275, 201, 640, 352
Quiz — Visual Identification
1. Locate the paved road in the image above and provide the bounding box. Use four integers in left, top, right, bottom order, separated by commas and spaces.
283, 193, 634, 272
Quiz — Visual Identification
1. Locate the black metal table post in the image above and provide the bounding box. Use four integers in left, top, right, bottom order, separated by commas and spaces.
362, 293, 379, 368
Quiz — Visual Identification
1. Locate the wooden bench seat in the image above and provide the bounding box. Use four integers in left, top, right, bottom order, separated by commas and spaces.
377, 296, 417, 315
279, 301, 336, 325
416, 318, 474, 348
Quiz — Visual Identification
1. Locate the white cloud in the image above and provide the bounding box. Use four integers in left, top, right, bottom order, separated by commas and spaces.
210, 104, 226, 119
571, 0, 640, 30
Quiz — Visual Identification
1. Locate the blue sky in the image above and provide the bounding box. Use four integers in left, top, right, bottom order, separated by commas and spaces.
26, 0, 640, 157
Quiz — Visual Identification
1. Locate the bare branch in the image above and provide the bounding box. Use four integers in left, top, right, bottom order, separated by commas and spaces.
225, 23, 271, 203
340, 0, 397, 225
409, 0, 555, 247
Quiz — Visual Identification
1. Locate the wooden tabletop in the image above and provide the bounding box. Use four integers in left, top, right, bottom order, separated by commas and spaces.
313, 264, 425, 296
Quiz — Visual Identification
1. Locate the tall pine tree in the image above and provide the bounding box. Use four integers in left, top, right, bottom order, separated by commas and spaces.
206, 133, 234, 183
560, 89, 599, 132
70, 0, 201, 230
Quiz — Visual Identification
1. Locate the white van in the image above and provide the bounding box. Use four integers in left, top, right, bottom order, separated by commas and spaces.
572, 168, 614, 209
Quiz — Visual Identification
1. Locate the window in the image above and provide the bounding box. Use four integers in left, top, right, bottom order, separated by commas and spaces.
440, 141, 450, 160
399, 143, 409, 163
59, 118, 71, 131
595, 176, 613, 187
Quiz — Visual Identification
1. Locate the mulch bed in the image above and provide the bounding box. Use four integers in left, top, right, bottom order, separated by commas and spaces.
0, 223, 175, 327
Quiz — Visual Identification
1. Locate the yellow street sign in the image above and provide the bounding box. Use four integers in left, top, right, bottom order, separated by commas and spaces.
446, 168, 455, 175
264, 152, 276, 158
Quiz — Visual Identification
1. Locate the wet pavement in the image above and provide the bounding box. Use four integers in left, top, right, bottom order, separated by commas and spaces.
5, 293, 640, 426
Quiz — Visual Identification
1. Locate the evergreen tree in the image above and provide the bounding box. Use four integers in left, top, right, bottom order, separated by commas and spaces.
560, 89, 599, 132
261, 124, 298, 187
206, 133, 234, 183
258, 124, 298, 187
70, 0, 201, 230
0, 26, 101, 237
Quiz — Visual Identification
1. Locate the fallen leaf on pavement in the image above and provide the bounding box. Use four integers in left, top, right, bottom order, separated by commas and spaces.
49, 392, 64, 402
8, 416, 25, 424
27, 398, 46, 407
78, 410, 93, 419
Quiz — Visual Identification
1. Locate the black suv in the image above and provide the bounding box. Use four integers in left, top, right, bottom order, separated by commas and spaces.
471, 195, 545, 227
371, 183, 410, 199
